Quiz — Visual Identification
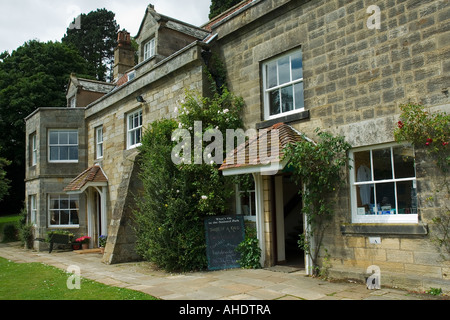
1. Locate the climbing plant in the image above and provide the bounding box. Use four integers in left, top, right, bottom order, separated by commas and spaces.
394, 102, 449, 259
284, 129, 352, 277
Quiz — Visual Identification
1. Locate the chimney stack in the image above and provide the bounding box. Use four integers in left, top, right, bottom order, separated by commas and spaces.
113, 31, 135, 82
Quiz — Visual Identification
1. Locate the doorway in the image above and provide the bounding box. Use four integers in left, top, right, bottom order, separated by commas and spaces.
274, 175, 304, 269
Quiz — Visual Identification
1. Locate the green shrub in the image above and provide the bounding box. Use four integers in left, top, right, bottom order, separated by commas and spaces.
236, 227, 261, 269
2, 223, 18, 242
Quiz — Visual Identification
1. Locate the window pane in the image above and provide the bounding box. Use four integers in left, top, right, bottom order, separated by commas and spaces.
136, 128, 142, 145
50, 197, 59, 210
355, 151, 372, 182
266, 61, 277, 89
356, 184, 374, 213
130, 130, 136, 146
50, 212, 60, 225
60, 210, 70, 225
375, 182, 396, 214
69, 146, 78, 160
71, 211, 79, 225
50, 147, 59, 161
69, 132, 78, 145
59, 132, 69, 145
60, 146, 69, 160
269, 90, 280, 116
281, 85, 294, 113
396, 180, 417, 214
291, 52, 303, 80
49, 132, 58, 145
278, 56, 291, 85
294, 82, 304, 110
373, 148, 392, 180
70, 200, 78, 209
393, 146, 415, 179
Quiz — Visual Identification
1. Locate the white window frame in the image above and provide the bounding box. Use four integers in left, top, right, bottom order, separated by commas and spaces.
127, 109, 143, 150
30, 194, 37, 225
31, 133, 37, 166
235, 178, 257, 222
48, 194, 80, 228
144, 38, 155, 61
96, 126, 104, 159
262, 49, 304, 121
349, 143, 418, 224
48, 130, 79, 163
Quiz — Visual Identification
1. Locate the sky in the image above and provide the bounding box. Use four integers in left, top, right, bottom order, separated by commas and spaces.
0, 0, 212, 54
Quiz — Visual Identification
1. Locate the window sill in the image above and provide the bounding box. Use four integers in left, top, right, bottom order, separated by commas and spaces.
257, 110, 310, 129
340, 223, 428, 236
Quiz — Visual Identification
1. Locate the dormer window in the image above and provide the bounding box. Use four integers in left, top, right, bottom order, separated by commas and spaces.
144, 38, 155, 61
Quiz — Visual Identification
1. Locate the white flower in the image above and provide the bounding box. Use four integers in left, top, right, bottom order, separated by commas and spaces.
174, 107, 178, 113
178, 123, 182, 129
201, 195, 208, 200
223, 109, 229, 114
207, 153, 212, 159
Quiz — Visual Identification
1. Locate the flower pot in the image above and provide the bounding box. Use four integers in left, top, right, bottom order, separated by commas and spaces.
82, 243, 89, 250
72, 243, 81, 250
100, 247, 105, 254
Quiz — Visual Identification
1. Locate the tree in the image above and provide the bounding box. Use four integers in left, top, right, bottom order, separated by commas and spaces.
62, 9, 120, 82
0, 40, 89, 213
0, 153, 11, 202
209, 0, 243, 19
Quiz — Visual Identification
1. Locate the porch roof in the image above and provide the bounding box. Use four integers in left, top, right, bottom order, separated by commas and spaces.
219, 123, 305, 176
64, 164, 108, 194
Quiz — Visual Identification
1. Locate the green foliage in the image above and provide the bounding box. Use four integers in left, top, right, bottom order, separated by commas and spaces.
426, 287, 443, 296
209, 0, 243, 19
134, 84, 245, 272
394, 103, 449, 171
0, 40, 89, 213
236, 227, 261, 269
394, 103, 450, 260
17, 207, 33, 249
62, 9, 120, 82
0, 153, 11, 202
284, 129, 352, 276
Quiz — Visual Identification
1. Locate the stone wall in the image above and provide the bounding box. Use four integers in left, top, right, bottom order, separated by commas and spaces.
86, 45, 207, 263
213, 0, 450, 290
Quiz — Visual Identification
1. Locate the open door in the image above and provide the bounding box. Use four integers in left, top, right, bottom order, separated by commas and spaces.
274, 174, 304, 269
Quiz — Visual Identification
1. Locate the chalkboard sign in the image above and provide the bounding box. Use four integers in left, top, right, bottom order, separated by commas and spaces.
204, 215, 245, 271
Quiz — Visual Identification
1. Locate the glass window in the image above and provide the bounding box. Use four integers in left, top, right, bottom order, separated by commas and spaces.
30, 195, 37, 225
144, 38, 155, 61
96, 126, 103, 159
263, 49, 304, 120
31, 133, 37, 166
127, 110, 143, 149
236, 175, 256, 221
350, 144, 417, 223
48, 130, 78, 162
49, 194, 79, 227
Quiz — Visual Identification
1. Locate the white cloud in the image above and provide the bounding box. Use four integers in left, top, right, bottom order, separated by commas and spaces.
0, 0, 211, 54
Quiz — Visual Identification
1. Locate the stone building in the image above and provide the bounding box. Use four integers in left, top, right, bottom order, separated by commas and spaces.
25, 0, 449, 292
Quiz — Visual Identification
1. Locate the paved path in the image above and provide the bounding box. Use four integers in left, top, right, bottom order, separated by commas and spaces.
0, 242, 431, 300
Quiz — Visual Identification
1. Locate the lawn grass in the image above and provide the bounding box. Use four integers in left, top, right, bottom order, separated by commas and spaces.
0, 257, 158, 300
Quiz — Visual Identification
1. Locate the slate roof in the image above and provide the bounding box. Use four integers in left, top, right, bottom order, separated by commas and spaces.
64, 165, 108, 193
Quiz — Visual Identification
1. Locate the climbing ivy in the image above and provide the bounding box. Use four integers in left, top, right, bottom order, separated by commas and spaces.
284, 129, 352, 277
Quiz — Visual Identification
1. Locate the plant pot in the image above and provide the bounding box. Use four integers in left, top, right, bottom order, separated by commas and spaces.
72, 243, 81, 250
100, 247, 105, 254
82, 243, 89, 250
